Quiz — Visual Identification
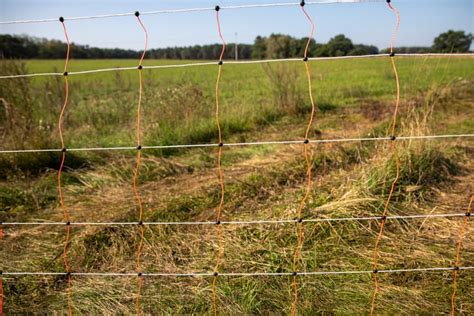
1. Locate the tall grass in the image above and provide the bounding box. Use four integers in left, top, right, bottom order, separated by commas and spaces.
1, 57, 473, 314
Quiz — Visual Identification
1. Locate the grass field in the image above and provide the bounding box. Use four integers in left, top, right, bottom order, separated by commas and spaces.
1, 57, 473, 314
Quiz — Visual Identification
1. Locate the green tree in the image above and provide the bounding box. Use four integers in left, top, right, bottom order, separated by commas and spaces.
252, 36, 267, 59
432, 30, 472, 53
325, 34, 354, 56
266, 34, 293, 59
349, 44, 379, 56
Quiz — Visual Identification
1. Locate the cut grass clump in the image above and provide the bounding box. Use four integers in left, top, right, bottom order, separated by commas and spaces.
77, 227, 137, 270
367, 144, 461, 198
0, 152, 89, 179
149, 195, 211, 222
0, 175, 58, 221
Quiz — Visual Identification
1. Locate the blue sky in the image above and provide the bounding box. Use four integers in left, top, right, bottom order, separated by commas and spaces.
0, 0, 472, 50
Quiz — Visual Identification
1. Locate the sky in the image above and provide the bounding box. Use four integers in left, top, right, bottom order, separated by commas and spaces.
0, 0, 472, 50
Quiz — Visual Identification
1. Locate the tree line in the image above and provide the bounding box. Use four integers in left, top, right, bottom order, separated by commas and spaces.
0, 30, 471, 60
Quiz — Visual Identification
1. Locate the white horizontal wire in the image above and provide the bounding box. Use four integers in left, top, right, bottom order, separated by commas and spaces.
2, 266, 473, 277
396, 53, 474, 57
0, 0, 383, 25
396, 134, 474, 141
1, 213, 467, 226
0, 72, 64, 79
1, 53, 473, 80
0, 134, 472, 154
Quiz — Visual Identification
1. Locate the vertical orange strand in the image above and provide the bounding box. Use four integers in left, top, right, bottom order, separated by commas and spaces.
134, 14, 148, 316
370, 3, 400, 315
58, 19, 72, 316
212, 8, 226, 316
451, 195, 473, 315
291, 5, 316, 316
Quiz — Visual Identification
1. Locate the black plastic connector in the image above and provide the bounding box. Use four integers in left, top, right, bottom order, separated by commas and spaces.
390, 52, 395, 57
215, 5, 220, 11
66, 271, 71, 277
138, 272, 143, 276
66, 221, 71, 226
293, 271, 297, 276
381, 215, 387, 221
63, 71, 68, 77
216, 220, 221, 225
138, 220, 143, 226
59, 17, 64, 23
303, 139, 309, 144
373, 269, 378, 274
61, 147, 67, 152
453, 266, 460, 271
135, 11, 140, 17
138, 65, 143, 70
390, 135, 396, 141
298, 218, 303, 223
137, 145, 142, 150
303, 56, 308, 62
465, 212, 471, 217
213, 271, 218, 277
218, 60, 223, 66
300, 1, 306, 7
218, 142, 224, 147
386, 0, 391, 3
